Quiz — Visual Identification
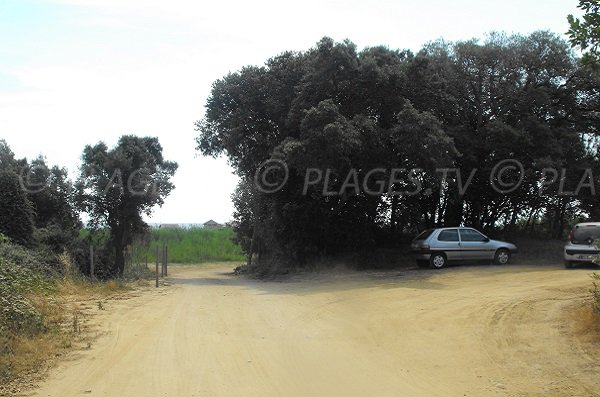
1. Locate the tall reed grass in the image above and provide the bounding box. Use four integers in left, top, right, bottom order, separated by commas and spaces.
139, 227, 244, 264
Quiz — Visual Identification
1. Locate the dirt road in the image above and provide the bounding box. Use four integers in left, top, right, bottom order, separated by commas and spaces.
30, 263, 600, 397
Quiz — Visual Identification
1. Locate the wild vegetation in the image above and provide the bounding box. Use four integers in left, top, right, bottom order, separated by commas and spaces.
0, 236, 104, 386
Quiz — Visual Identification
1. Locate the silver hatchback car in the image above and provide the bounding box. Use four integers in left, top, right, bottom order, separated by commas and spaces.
564, 222, 600, 268
411, 227, 518, 269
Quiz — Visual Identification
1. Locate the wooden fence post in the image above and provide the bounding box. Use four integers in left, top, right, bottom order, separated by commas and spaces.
161, 242, 165, 277
165, 244, 168, 276
155, 244, 159, 288
90, 245, 94, 280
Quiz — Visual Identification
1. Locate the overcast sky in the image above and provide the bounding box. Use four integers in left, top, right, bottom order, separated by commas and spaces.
0, 0, 581, 224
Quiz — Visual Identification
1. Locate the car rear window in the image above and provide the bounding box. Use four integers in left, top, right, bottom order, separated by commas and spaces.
438, 229, 459, 242
414, 229, 434, 240
572, 225, 600, 245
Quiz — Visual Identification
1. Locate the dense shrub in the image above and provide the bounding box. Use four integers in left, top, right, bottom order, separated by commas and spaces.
0, 235, 57, 275
0, 238, 54, 336
0, 276, 45, 335
69, 236, 116, 279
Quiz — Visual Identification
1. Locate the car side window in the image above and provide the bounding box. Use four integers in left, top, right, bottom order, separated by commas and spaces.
438, 229, 459, 242
459, 229, 487, 242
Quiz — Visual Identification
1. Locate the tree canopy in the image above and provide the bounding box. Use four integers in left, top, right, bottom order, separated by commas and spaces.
76, 136, 178, 277
0, 140, 80, 250
197, 33, 600, 272
568, 0, 600, 70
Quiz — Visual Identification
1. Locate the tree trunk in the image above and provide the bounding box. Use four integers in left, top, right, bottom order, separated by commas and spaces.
555, 199, 568, 239
115, 243, 125, 277
390, 194, 398, 231
444, 193, 463, 226
248, 223, 257, 267
509, 204, 518, 231
110, 223, 127, 278
524, 207, 535, 231
438, 188, 448, 227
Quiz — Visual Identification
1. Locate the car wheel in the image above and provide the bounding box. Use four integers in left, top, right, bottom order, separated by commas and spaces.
564, 260, 574, 269
430, 253, 447, 269
494, 249, 510, 265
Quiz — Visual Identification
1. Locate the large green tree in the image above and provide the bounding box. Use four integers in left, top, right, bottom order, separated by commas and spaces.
76, 136, 177, 277
197, 38, 455, 269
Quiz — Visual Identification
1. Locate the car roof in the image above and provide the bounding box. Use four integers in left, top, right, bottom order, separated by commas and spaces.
573, 222, 600, 227
434, 226, 475, 230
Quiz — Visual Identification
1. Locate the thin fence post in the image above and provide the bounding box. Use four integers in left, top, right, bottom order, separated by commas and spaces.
165, 244, 168, 276
145, 254, 148, 269
155, 244, 159, 288
162, 244, 167, 277
90, 245, 94, 280
161, 242, 165, 277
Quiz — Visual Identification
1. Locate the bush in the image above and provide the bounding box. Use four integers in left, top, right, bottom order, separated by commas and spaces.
0, 262, 50, 336
0, 235, 57, 275
0, 235, 55, 334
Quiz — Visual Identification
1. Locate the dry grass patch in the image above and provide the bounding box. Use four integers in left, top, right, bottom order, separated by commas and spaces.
0, 275, 135, 397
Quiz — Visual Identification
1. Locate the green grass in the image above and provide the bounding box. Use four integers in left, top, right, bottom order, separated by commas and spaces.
141, 227, 245, 264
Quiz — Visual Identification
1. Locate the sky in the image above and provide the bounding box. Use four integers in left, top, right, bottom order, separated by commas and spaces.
0, 0, 582, 224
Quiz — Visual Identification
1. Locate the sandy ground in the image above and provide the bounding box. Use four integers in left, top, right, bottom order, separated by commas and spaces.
29, 263, 600, 397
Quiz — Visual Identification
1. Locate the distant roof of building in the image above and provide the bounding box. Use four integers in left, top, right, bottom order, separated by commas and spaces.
203, 219, 222, 226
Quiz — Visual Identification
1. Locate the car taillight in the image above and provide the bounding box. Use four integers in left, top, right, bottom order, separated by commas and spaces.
567, 229, 574, 242
421, 244, 430, 252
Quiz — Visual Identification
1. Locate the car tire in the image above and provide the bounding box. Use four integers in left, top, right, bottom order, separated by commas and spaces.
494, 248, 511, 265
564, 260, 574, 269
430, 252, 447, 269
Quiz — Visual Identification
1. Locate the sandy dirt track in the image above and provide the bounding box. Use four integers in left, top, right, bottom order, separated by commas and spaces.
30, 263, 600, 397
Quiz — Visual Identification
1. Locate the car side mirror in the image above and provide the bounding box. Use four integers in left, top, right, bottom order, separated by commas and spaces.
483, 237, 490, 242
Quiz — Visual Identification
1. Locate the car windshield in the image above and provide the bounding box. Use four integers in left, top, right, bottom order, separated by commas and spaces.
414, 229, 434, 240
572, 225, 600, 245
